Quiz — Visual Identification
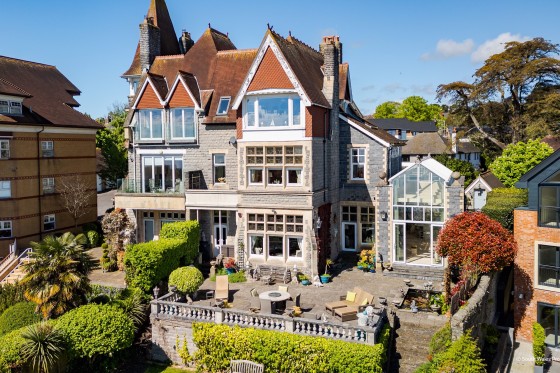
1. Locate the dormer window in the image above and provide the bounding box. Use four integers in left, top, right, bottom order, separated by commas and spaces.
138, 109, 163, 140
10, 102, 22, 115
243, 95, 303, 128
0, 100, 22, 115
0, 101, 8, 113
217, 97, 230, 115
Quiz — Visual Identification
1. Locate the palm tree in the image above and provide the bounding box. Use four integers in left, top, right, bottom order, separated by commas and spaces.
21, 322, 66, 373
21, 232, 97, 319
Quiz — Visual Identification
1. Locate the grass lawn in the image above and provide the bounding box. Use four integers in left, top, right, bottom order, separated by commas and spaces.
143, 365, 194, 373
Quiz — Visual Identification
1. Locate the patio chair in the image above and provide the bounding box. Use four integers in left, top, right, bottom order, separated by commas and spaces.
249, 288, 260, 312
325, 287, 361, 314
228, 359, 264, 373
278, 285, 289, 293
333, 293, 374, 321
215, 275, 229, 301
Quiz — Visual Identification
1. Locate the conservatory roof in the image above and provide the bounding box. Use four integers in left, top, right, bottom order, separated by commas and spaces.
389, 157, 453, 183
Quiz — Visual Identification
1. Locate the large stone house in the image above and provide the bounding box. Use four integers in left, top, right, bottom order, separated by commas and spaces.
0, 56, 101, 257
116, 0, 463, 279
514, 148, 560, 346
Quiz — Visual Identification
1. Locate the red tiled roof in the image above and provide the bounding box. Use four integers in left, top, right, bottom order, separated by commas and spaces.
148, 73, 169, 99
0, 78, 31, 97
178, 71, 201, 108
339, 63, 351, 101
0, 56, 101, 128
123, 0, 181, 76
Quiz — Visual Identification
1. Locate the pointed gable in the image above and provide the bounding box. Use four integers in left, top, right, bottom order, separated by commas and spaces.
168, 80, 195, 108
248, 48, 294, 91
137, 83, 163, 109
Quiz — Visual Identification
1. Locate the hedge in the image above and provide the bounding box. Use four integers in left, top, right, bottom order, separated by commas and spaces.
0, 302, 41, 336
481, 188, 527, 231
533, 322, 545, 366
56, 304, 134, 359
0, 283, 26, 316
0, 327, 26, 372
124, 238, 187, 292
192, 323, 390, 373
169, 266, 204, 294
428, 323, 451, 357
159, 220, 200, 265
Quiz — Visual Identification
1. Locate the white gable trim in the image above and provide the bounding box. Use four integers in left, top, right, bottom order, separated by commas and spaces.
164, 75, 201, 111
130, 76, 166, 110
465, 176, 491, 195
232, 34, 312, 110
341, 115, 390, 148
389, 158, 453, 183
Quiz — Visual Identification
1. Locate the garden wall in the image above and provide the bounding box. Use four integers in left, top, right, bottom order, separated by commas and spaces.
450, 272, 498, 343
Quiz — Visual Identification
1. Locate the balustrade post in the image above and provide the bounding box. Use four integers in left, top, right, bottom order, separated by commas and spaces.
285, 319, 294, 334
215, 309, 223, 324
151, 301, 158, 316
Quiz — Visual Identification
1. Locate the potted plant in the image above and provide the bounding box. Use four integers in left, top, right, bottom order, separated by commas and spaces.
224, 257, 236, 274
533, 322, 546, 372
320, 259, 333, 283
429, 293, 444, 313
298, 274, 310, 286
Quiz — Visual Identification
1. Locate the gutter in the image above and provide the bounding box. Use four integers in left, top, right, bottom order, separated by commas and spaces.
36, 126, 44, 240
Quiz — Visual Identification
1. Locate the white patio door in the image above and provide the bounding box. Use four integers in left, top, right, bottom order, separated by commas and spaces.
342, 222, 357, 251
214, 224, 227, 246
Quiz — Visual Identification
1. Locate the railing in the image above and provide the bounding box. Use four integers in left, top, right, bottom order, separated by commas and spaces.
0, 248, 32, 283
0, 253, 15, 277
450, 276, 476, 315
151, 293, 384, 345
117, 178, 185, 194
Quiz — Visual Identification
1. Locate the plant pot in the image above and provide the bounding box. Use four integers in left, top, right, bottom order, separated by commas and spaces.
430, 305, 441, 313
534, 365, 544, 373
320, 275, 330, 284
226, 268, 235, 275
301, 279, 310, 286
357, 265, 364, 270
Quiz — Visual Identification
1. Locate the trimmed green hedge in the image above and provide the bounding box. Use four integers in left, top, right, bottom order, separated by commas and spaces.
0, 327, 26, 372
481, 188, 527, 231
160, 220, 200, 265
169, 266, 204, 294
192, 323, 390, 373
0, 283, 26, 316
124, 238, 187, 292
533, 322, 546, 366
0, 302, 41, 337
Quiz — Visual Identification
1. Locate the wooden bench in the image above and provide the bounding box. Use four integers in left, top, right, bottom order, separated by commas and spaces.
229, 359, 264, 373
255, 265, 291, 284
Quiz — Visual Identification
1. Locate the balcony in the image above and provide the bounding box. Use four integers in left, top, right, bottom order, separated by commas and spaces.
185, 189, 239, 209
115, 178, 185, 211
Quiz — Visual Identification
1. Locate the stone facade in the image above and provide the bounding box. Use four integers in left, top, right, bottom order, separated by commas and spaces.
514, 208, 560, 342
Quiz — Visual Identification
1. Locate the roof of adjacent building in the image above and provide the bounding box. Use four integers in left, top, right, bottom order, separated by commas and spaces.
542, 135, 560, 151
123, 0, 181, 77
341, 114, 406, 147
516, 148, 560, 188
0, 56, 101, 128
480, 171, 505, 189
366, 117, 438, 132
402, 132, 450, 155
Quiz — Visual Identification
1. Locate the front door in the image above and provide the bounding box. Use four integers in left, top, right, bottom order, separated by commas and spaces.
144, 219, 154, 242
342, 223, 357, 251
214, 224, 227, 247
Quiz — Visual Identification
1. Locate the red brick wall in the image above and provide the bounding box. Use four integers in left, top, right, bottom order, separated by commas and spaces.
137, 84, 162, 109
168, 83, 195, 108
514, 209, 560, 342
248, 49, 294, 91
305, 106, 328, 138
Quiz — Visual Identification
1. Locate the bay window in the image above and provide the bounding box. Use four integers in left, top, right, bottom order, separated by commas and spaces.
138, 109, 163, 140
170, 107, 195, 140
247, 213, 304, 261
245, 145, 303, 187
243, 95, 303, 128
142, 155, 183, 192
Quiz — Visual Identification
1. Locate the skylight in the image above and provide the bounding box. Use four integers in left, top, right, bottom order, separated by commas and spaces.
217, 97, 230, 115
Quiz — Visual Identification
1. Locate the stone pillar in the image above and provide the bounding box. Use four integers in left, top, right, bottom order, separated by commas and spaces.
446, 173, 464, 219
139, 17, 161, 72
376, 184, 392, 263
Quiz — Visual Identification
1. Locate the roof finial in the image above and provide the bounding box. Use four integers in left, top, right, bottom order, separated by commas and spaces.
289, 30, 292, 37
208, 23, 211, 29
267, 23, 273, 31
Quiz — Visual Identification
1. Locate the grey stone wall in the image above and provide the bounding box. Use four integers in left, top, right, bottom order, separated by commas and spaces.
239, 193, 312, 208
139, 20, 161, 71
376, 185, 392, 262
446, 183, 465, 219
151, 316, 196, 364
451, 273, 499, 343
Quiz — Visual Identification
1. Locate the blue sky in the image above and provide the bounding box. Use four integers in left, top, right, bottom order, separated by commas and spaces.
3, 1, 560, 118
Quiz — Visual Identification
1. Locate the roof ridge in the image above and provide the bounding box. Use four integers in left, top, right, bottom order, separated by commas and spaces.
217, 48, 258, 55
0, 55, 56, 69
286, 34, 322, 58
155, 54, 185, 60
209, 27, 230, 39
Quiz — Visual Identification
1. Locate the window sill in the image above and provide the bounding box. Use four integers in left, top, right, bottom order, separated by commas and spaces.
535, 284, 560, 293
168, 138, 196, 144
243, 126, 305, 131
137, 139, 165, 144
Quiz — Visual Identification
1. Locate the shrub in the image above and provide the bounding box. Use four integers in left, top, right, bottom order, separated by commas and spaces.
192, 323, 388, 373
21, 322, 66, 373
86, 230, 99, 248
482, 188, 527, 231
431, 332, 486, 372
533, 322, 545, 366
0, 327, 27, 372
169, 266, 204, 294
0, 282, 26, 315
57, 304, 134, 360
124, 238, 187, 292
0, 302, 41, 336
159, 220, 200, 265
429, 323, 452, 357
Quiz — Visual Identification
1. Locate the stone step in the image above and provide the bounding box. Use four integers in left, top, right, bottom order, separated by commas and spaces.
383, 265, 444, 282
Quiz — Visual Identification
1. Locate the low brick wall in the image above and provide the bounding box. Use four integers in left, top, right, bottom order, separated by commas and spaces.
450, 272, 498, 342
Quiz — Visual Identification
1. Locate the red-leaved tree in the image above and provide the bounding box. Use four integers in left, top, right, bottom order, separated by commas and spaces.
436, 211, 517, 274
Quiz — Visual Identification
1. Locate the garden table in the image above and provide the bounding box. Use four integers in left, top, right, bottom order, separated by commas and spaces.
259, 290, 291, 314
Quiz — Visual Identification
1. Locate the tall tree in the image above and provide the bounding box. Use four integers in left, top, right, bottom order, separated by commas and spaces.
373, 96, 444, 128
96, 103, 128, 188
433, 154, 478, 186
373, 101, 401, 118
437, 38, 560, 148
57, 175, 95, 229
21, 233, 96, 319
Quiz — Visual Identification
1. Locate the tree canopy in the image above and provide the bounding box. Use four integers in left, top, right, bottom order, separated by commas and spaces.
373, 96, 444, 128
96, 103, 128, 188
433, 154, 478, 186
489, 139, 554, 187
437, 38, 560, 148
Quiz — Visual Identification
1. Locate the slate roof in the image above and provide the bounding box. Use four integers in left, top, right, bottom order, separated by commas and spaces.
342, 114, 405, 146
122, 0, 181, 76
178, 71, 201, 108
366, 117, 438, 132
480, 171, 505, 189
402, 132, 450, 155
0, 56, 101, 128
542, 135, 560, 151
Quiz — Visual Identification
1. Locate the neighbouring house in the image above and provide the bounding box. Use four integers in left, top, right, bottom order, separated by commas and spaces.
514, 148, 560, 346
542, 135, 560, 151
400, 130, 481, 169
0, 56, 101, 257
464, 171, 505, 210
366, 117, 437, 141
115, 0, 466, 280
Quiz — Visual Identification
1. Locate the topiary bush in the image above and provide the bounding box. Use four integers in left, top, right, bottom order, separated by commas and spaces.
169, 266, 204, 295
533, 322, 545, 366
56, 304, 134, 360
124, 238, 187, 292
192, 323, 389, 373
0, 302, 41, 337
482, 188, 527, 231
86, 230, 99, 248
159, 220, 200, 265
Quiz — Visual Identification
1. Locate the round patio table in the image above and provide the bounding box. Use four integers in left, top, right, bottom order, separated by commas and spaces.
259, 291, 291, 314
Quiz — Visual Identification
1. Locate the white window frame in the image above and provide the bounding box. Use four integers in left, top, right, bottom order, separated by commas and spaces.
267, 235, 284, 258
243, 94, 304, 129
350, 147, 366, 180
248, 234, 264, 257
267, 168, 283, 186
141, 155, 183, 193
41, 141, 54, 157
138, 109, 164, 140
213, 154, 226, 184
248, 168, 264, 185
43, 214, 55, 231
0, 221, 12, 238
9, 101, 22, 115
0, 140, 9, 159
286, 168, 302, 186
170, 107, 196, 140
287, 236, 303, 259
0, 101, 8, 114
42, 177, 55, 194
216, 97, 231, 115
0, 181, 11, 199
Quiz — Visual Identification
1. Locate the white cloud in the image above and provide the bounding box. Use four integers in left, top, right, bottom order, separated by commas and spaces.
421, 38, 474, 60
471, 32, 531, 62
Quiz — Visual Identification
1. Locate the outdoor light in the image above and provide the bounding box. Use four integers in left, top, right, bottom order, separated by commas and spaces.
334, 227, 338, 237
316, 216, 322, 230
380, 211, 388, 221
153, 286, 160, 299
